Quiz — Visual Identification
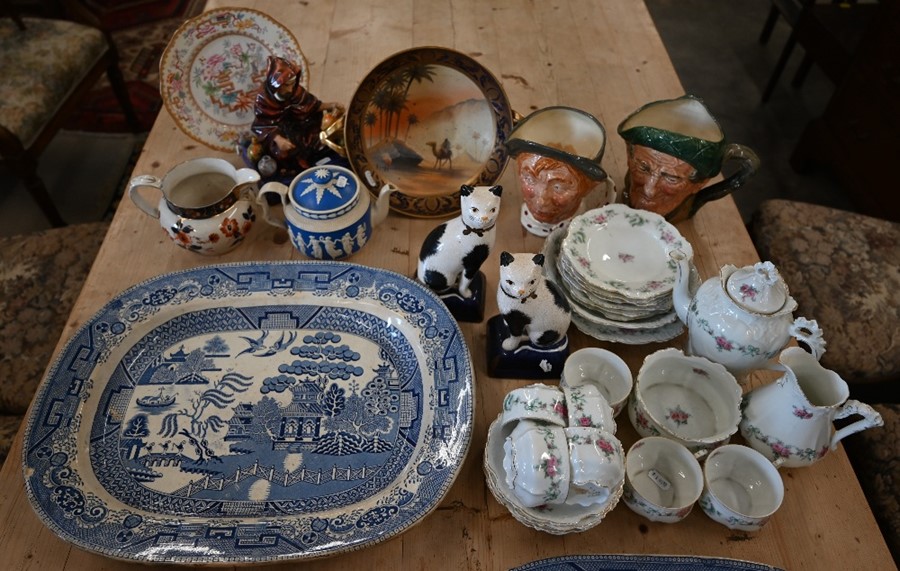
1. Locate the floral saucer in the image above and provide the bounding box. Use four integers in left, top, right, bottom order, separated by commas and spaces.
560, 204, 692, 299
160, 8, 307, 151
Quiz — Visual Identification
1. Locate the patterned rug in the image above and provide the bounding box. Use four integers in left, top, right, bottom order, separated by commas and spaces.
64, 0, 205, 132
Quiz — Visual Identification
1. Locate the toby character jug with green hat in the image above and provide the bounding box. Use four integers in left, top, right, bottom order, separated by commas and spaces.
618, 95, 759, 223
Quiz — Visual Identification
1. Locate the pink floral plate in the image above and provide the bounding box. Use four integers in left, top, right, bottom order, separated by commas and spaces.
160, 8, 307, 151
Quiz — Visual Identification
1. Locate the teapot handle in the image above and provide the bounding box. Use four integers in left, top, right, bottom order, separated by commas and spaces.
831, 400, 884, 450
257, 181, 290, 229
689, 143, 760, 217
789, 317, 826, 360
128, 175, 163, 219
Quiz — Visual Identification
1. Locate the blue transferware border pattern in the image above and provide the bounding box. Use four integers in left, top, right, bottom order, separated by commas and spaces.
23, 262, 474, 564
512, 554, 784, 571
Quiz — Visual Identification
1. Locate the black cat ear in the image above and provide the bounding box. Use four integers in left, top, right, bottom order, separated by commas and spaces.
490, 185, 503, 197
500, 251, 514, 266
532, 253, 545, 267
460, 185, 474, 196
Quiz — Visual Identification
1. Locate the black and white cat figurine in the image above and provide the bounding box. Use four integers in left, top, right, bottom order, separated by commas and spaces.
417, 184, 502, 298
496, 251, 571, 351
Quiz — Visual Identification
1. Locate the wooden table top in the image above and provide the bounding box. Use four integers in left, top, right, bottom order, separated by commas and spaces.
0, 1, 893, 569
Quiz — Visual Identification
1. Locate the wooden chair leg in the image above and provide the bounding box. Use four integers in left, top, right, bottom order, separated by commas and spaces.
792, 53, 814, 88
759, 5, 781, 44
18, 158, 66, 227
104, 44, 142, 133
762, 30, 798, 102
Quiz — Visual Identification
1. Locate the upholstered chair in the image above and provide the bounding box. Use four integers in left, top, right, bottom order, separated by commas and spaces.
0, 222, 109, 464
752, 199, 899, 559
0, 2, 138, 227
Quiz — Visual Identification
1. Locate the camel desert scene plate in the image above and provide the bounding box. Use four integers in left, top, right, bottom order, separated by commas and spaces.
345, 47, 514, 217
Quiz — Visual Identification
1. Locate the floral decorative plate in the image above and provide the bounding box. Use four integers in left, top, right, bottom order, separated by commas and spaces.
560, 204, 692, 299
160, 9, 308, 151
345, 47, 513, 217
22, 262, 473, 564
512, 555, 783, 571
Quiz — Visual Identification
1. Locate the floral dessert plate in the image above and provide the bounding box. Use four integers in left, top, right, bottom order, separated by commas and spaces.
160, 8, 307, 151
560, 204, 693, 299
22, 262, 474, 564
345, 47, 514, 217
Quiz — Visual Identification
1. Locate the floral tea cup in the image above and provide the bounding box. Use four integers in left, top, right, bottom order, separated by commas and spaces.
622, 436, 704, 524
561, 347, 633, 417
561, 384, 616, 433
503, 420, 570, 508
699, 444, 784, 532
564, 426, 625, 507
501, 383, 568, 428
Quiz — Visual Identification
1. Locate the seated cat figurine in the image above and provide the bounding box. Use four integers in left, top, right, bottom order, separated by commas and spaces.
417, 184, 502, 298
496, 251, 571, 351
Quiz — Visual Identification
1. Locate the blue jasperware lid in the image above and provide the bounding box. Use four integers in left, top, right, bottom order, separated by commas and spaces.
290, 165, 360, 220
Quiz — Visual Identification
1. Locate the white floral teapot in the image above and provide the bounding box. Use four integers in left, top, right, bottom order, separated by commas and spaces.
671, 252, 825, 378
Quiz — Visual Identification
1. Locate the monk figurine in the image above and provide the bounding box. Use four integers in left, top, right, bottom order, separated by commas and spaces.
246, 56, 344, 178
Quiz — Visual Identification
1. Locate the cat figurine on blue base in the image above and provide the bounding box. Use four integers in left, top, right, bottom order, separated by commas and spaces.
417, 184, 502, 322
487, 251, 571, 379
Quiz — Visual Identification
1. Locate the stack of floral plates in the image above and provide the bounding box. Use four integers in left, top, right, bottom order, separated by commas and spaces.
545, 204, 695, 344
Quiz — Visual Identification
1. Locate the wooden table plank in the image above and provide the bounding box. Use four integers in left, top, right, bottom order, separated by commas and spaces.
0, 1, 893, 569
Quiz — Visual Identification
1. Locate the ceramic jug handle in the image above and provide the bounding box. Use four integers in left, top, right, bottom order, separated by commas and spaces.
257, 181, 290, 229
789, 317, 827, 360
128, 175, 162, 219
831, 400, 884, 450
690, 143, 760, 217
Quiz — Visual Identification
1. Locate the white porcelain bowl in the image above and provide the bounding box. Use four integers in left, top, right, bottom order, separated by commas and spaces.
628, 348, 742, 452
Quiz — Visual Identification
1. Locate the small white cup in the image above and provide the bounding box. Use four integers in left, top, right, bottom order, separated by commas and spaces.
561, 384, 617, 433
502, 420, 570, 507
564, 426, 625, 507
699, 444, 784, 532
561, 348, 633, 417
501, 383, 568, 428
623, 436, 704, 524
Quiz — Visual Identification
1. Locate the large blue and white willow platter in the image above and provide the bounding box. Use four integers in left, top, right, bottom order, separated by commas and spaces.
22, 262, 474, 564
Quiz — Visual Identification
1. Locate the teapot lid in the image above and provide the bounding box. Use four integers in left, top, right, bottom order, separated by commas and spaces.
290, 165, 360, 220
724, 261, 793, 315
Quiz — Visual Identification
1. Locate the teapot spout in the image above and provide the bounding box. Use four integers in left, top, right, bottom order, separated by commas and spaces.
371, 183, 398, 226
670, 249, 692, 324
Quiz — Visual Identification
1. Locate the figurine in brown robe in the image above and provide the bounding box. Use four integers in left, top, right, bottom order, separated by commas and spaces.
251, 56, 328, 174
